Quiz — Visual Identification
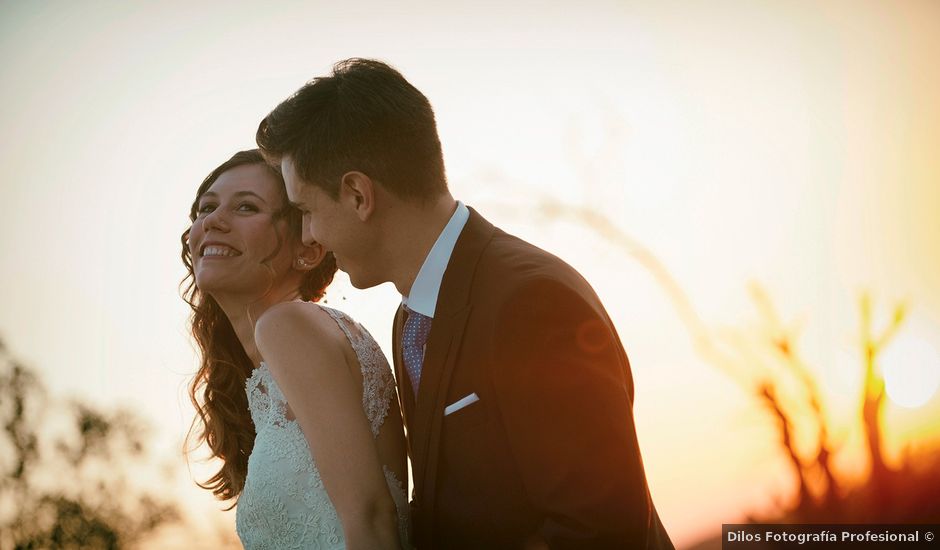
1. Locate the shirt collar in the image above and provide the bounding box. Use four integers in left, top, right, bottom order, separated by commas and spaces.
402, 201, 470, 318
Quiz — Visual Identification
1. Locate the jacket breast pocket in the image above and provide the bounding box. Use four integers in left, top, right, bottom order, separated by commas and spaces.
442, 394, 490, 431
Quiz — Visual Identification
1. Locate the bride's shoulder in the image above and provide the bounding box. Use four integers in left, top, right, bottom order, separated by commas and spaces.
254, 301, 346, 349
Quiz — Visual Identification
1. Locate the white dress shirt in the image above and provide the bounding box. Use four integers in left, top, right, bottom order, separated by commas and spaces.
402, 201, 469, 319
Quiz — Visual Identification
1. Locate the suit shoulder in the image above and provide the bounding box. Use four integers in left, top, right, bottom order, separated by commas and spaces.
477, 228, 594, 297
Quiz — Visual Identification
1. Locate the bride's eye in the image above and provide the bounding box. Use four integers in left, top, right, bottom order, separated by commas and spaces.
237, 202, 260, 212
197, 203, 216, 214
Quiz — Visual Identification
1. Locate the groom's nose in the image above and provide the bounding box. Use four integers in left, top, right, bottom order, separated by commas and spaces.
301, 223, 315, 246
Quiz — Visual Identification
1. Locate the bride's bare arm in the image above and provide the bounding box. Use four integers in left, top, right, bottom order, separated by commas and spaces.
254, 302, 401, 550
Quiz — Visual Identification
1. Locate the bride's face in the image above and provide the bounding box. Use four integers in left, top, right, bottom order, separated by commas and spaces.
188, 164, 298, 300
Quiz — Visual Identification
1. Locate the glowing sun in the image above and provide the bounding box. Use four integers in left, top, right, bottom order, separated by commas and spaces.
881, 334, 940, 408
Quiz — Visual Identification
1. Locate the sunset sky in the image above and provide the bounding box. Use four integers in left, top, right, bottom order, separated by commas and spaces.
2, 1, 939, 547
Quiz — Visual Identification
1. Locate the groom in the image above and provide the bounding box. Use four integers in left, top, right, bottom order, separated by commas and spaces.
257, 58, 673, 549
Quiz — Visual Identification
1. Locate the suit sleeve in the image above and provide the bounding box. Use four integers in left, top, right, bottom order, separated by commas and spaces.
491, 277, 655, 549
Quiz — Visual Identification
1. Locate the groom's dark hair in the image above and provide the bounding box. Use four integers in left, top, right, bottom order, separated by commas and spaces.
256, 58, 447, 201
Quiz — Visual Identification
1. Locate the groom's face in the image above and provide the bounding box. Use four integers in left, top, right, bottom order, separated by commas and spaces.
281, 156, 366, 284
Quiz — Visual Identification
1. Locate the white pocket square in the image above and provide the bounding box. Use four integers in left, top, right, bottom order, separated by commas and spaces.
444, 393, 479, 416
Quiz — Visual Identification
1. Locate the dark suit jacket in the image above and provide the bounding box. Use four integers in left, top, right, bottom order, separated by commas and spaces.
393, 207, 674, 549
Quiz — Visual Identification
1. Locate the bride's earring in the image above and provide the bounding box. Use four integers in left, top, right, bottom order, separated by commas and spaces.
295, 257, 309, 268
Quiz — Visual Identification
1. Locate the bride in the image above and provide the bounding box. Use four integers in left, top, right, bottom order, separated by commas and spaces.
181, 149, 409, 549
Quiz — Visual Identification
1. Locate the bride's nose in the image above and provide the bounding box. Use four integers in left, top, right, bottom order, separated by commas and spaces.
202, 207, 230, 233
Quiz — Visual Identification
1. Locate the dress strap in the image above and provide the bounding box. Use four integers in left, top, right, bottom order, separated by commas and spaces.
319, 305, 360, 345
316, 304, 395, 437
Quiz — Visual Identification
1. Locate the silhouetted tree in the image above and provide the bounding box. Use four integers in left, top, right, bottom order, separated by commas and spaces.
0, 337, 179, 549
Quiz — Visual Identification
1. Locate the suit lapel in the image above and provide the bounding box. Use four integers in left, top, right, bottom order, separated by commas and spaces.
392, 304, 416, 433
408, 207, 495, 537
410, 304, 471, 492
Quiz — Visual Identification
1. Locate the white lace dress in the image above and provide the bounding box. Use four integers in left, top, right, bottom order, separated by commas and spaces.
235, 305, 410, 549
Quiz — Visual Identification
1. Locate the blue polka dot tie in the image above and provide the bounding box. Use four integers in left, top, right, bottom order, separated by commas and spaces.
402, 305, 433, 397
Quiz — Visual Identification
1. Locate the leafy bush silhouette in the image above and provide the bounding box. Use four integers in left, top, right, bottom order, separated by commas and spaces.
0, 337, 179, 549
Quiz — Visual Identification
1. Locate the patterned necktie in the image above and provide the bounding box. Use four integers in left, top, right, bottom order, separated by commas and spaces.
402, 305, 433, 397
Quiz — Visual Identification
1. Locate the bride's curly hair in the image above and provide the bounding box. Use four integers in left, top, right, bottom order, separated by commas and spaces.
180, 149, 337, 507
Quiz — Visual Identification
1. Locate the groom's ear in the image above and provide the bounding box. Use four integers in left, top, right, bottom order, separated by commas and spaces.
339, 171, 375, 221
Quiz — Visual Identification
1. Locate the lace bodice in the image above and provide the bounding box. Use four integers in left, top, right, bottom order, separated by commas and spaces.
235, 305, 409, 549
